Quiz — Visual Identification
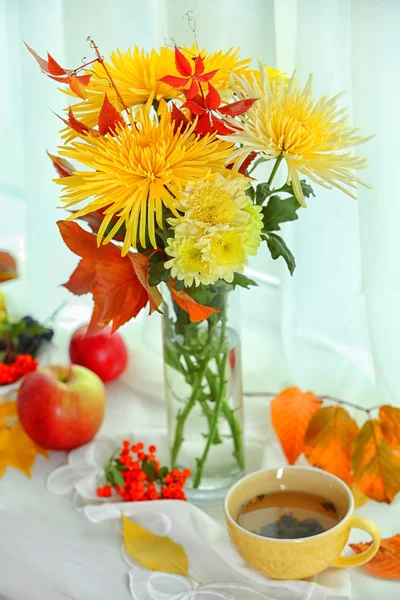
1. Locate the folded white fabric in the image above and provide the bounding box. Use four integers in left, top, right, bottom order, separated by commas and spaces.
84, 500, 351, 600
44, 436, 351, 600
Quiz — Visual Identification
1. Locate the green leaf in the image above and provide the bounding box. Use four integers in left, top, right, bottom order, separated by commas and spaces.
231, 273, 258, 290
262, 195, 301, 232
0, 350, 7, 362
164, 346, 185, 374
157, 466, 169, 480
111, 467, 125, 488
142, 460, 157, 481
276, 179, 315, 199
255, 182, 271, 205
174, 279, 186, 291
245, 186, 255, 202
148, 261, 171, 287
266, 233, 296, 275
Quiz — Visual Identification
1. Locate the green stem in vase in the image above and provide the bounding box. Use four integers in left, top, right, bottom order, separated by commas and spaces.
221, 401, 245, 470
192, 312, 229, 488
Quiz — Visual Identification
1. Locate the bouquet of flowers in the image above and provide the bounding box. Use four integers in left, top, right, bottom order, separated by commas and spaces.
28, 34, 371, 498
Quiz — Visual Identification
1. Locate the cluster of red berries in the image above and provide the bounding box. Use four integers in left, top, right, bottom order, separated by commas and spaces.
96, 441, 191, 502
0, 354, 38, 385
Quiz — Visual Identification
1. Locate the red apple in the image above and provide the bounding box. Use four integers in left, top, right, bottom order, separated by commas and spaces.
69, 325, 128, 383
17, 364, 106, 450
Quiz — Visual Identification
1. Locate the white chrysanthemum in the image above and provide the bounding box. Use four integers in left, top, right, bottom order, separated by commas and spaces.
221, 60, 373, 207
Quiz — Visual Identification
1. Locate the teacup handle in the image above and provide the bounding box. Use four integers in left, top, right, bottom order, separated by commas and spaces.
332, 515, 381, 568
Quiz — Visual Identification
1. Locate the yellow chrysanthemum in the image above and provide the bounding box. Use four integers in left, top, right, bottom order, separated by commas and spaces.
198, 225, 248, 283
56, 100, 234, 254
242, 203, 263, 255
164, 234, 214, 287
171, 173, 250, 234
222, 60, 372, 206
64, 46, 253, 139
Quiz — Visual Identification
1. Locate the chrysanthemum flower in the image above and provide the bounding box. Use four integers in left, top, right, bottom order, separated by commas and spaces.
164, 234, 214, 287
171, 173, 251, 234
56, 100, 234, 254
199, 226, 248, 283
223, 61, 372, 206
242, 203, 263, 254
63, 46, 253, 138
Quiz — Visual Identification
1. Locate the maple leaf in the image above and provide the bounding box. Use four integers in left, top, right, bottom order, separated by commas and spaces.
271, 387, 322, 464
304, 406, 359, 485
47, 152, 75, 177
68, 208, 125, 242
352, 419, 400, 503
170, 103, 190, 134
350, 534, 400, 579
218, 98, 258, 117
98, 94, 126, 136
0, 251, 17, 283
63, 258, 96, 295
159, 46, 218, 100
380, 405, 400, 445
57, 221, 157, 332
25, 43, 91, 98
168, 280, 220, 323
91, 260, 149, 332
0, 402, 47, 478
205, 83, 221, 110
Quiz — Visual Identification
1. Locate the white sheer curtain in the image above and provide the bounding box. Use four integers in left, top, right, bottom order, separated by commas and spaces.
1, 0, 399, 406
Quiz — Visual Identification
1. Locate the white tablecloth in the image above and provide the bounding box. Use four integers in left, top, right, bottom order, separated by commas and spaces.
0, 312, 399, 599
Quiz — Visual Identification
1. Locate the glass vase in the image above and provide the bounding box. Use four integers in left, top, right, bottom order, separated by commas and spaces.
162, 283, 244, 505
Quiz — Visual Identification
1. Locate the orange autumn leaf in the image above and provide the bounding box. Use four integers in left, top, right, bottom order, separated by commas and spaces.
58, 220, 156, 332
98, 94, 125, 136
56, 107, 100, 137
63, 258, 96, 296
129, 253, 162, 314
350, 534, 400, 579
352, 482, 369, 508
0, 402, 48, 478
380, 405, 400, 445
304, 406, 359, 485
271, 387, 322, 465
168, 280, 220, 323
0, 251, 17, 283
352, 419, 400, 503
91, 260, 149, 332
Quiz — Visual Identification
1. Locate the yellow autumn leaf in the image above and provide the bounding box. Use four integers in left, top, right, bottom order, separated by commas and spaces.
122, 514, 189, 576
0, 401, 48, 477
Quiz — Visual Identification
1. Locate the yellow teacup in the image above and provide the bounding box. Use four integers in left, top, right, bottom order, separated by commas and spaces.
224, 466, 381, 580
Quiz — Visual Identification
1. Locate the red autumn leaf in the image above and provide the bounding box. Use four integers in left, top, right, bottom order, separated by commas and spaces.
181, 100, 206, 116
271, 387, 322, 465
25, 43, 73, 77
56, 107, 96, 137
194, 56, 205, 75
62, 258, 96, 295
212, 117, 235, 135
57, 220, 121, 263
91, 260, 149, 333
196, 69, 219, 83
98, 94, 125, 136
129, 253, 162, 315
380, 405, 400, 445
168, 280, 220, 323
195, 113, 213, 135
187, 79, 199, 100
0, 252, 17, 283
352, 419, 400, 503
174, 46, 192, 77
303, 406, 359, 485
47, 152, 75, 177
68, 209, 125, 242
170, 104, 190, 133
350, 534, 400, 579
47, 53, 68, 76
159, 75, 190, 87
205, 83, 221, 110
218, 98, 258, 117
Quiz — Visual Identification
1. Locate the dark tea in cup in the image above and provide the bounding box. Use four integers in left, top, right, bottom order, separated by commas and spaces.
237, 490, 342, 539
